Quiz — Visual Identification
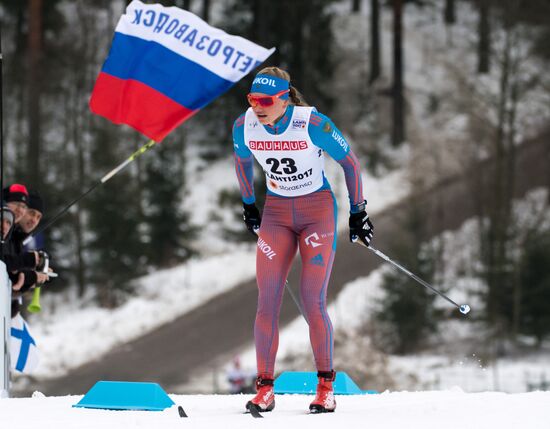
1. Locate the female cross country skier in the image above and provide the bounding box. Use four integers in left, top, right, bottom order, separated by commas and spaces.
232, 66, 374, 414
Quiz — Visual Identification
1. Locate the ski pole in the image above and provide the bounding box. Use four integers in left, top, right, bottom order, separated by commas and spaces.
23, 139, 157, 245
284, 279, 307, 323
360, 243, 471, 315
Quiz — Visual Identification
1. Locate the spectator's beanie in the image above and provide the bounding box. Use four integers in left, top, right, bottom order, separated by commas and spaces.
3, 183, 29, 205
28, 190, 44, 214
1, 205, 15, 226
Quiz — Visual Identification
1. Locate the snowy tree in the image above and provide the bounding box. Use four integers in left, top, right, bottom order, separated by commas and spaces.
372, 204, 440, 354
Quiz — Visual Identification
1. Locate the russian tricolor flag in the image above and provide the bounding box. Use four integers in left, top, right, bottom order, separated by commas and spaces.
90, 0, 274, 142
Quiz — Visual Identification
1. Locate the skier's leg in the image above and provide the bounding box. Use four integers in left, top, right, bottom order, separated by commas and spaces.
296, 190, 337, 373
295, 191, 338, 413
254, 197, 297, 379
247, 197, 297, 413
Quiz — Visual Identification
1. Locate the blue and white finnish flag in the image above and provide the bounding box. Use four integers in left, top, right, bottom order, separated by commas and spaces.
10, 314, 40, 373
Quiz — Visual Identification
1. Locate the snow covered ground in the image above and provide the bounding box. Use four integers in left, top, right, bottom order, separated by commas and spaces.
2, 390, 550, 429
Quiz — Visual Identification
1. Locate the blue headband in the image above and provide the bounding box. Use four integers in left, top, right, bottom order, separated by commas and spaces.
250, 74, 290, 99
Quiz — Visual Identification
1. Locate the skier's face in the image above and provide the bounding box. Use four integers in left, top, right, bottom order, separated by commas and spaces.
248, 90, 289, 125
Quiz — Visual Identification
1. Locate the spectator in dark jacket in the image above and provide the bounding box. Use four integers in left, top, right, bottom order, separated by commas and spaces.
1, 185, 42, 272
1, 185, 49, 317
20, 190, 43, 235
0, 205, 24, 292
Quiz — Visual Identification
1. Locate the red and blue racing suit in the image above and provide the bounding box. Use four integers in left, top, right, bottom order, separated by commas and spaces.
233, 105, 365, 378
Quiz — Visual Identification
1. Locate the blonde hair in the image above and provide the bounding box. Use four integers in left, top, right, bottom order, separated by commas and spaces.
256, 66, 309, 106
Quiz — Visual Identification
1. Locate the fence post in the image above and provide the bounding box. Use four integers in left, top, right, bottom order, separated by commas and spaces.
0, 261, 10, 397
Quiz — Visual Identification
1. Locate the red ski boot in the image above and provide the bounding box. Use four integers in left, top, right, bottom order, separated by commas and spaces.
309, 370, 336, 413
246, 377, 275, 414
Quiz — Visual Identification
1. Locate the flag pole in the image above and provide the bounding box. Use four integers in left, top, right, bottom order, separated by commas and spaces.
0, 18, 10, 398
0, 11, 5, 252
23, 139, 156, 245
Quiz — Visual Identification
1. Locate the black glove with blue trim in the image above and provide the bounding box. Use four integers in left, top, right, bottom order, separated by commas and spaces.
349, 206, 374, 247
243, 203, 261, 236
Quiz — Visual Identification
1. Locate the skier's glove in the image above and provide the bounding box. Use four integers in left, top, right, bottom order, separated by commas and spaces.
243, 203, 261, 236
349, 210, 374, 247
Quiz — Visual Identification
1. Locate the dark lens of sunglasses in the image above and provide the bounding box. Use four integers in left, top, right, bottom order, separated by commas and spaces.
257, 97, 274, 107
248, 96, 259, 107
248, 95, 274, 107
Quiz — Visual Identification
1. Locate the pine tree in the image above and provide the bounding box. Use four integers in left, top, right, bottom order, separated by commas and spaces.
369, 0, 381, 85
374, 245, 438, 354
477, 0, 491, 74
225, 0, 337, 112
373, 206, 439, 354
86, 126, 147, 308
518, 230, 550, 346
143, 138, 195, 267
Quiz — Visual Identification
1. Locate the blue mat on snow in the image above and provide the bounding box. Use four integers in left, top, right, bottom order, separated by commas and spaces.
274, 371, 378, 395
73, 381, 175, 411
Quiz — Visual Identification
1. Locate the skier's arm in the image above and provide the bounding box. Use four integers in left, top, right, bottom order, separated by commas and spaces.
233, 113, 255, 204
308, 112, 365, 211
